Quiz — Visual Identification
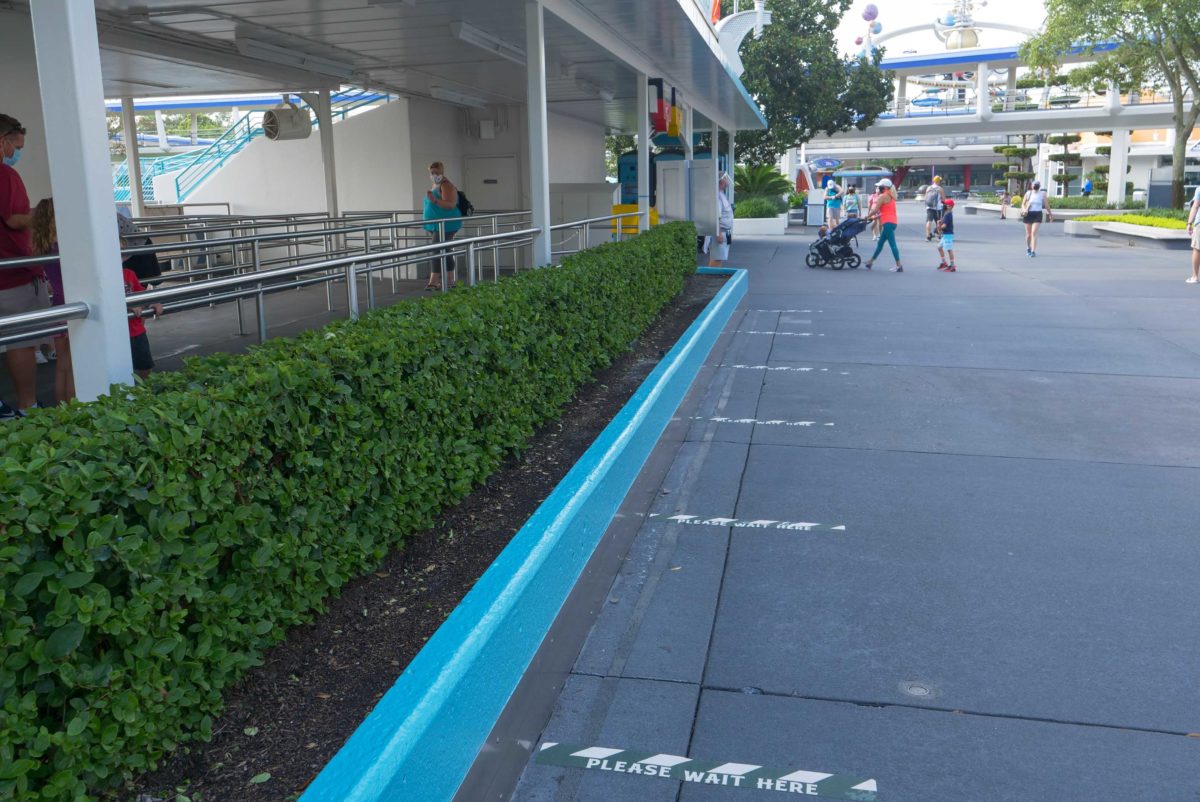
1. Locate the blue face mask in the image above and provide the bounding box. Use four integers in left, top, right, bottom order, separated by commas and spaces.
2, 147, 20, 168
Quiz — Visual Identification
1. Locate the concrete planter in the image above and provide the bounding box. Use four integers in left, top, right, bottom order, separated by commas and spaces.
1063, 220, 1104, 237
733, 213, 789, 236
1094, 222, 1190, 250
965, 203, 1145, 221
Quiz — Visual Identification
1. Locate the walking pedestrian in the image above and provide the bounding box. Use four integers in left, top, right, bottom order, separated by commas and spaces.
1185, 184, 1200, 283
0, 113, 49, 419
924, 176, 946, 240
423, 161, 463, 290
936, 198, 957, 272
864, 178, 903, 272
843, 186, 861, 219
1020, 180, 1052, 257
867, 185, 882, 239
709, 172, 734, 267
824, 181, 844, 227
1082, 177, 1093, 198
999, 190, 1011, 220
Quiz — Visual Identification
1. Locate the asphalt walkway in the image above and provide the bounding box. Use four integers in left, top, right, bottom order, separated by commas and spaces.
511, 210, 1200, 801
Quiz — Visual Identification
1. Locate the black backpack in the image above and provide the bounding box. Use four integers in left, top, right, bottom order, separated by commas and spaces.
456, 190, 474, 217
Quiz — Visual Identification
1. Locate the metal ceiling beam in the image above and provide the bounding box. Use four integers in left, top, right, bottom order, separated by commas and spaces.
541, 0, 759, 132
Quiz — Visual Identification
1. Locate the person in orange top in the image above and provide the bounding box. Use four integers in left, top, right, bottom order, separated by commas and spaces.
864, 178, 903, 272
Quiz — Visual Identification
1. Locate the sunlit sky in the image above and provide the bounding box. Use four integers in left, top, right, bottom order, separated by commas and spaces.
833, 0, 1049, 58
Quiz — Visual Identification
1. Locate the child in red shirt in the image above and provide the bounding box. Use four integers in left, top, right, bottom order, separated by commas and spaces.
123, 268, 164, 379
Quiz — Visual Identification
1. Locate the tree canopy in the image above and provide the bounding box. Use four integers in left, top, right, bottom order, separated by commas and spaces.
731, 0, 894, 166
1020, 0, 1200, 206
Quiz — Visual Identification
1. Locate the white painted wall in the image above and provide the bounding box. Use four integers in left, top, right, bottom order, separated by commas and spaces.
188, 99, 416, 215
187, 98, 606, 216
408, 98, 466, 210
0, 8, 52, 203
549, 113, 606, 183
336, 101, 416, 213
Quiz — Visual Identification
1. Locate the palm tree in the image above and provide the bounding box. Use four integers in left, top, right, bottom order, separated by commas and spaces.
734, 164, 791, 197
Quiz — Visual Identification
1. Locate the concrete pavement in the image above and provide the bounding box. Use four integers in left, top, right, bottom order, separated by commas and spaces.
510, 212, 1200, 801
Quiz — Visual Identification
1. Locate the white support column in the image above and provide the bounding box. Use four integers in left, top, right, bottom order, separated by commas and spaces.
637, 74, 650, 232
684, 105, 694, 223
313, 90, 340, 219
526, 0, 552, 264
711, 121, 720, 235
31, 0, 134, 399
154, 109, 169, 151
1005, 68, 1017, 111
727, 127, 735, 208
120, 98, 145, 218
976, 63, 991, 121
1105, 80, 1122, 113
896, 76, 908, 117
1107, 128, 1130, 204
189, 112, 198, 145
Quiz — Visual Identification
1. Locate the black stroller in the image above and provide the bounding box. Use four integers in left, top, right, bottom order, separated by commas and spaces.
805, 216, 873, 270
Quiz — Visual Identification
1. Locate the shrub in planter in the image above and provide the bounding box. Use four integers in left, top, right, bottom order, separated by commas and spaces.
0, 222, 698, 800
787, 190, 807, 209
735, 196, 786, 218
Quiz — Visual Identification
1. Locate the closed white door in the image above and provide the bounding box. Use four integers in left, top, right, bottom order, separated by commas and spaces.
464, 155, 520, 212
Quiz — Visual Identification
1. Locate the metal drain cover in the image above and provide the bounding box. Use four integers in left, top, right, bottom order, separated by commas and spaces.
899, 680, 937, 698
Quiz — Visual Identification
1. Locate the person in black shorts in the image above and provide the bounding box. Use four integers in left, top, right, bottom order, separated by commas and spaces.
1020, 181, 1052, 257
924, 176, 946, 241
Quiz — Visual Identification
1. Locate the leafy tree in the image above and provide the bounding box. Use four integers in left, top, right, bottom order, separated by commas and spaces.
732, 0, 894, 166
1047, 133, 1082, 192
1020, 0, 1200, 207
605, 134, 635, 180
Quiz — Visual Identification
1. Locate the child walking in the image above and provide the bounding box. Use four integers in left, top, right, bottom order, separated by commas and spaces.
123, 267, 164, 379
936, 198, 957, 272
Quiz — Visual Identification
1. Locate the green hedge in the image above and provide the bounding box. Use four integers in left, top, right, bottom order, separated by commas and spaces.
1075, 212, 1187, 228
734, 196, 785, 218
0, 222, 697, 800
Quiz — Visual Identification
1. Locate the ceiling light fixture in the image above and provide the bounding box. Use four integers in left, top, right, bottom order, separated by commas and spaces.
235, 37, 356, 80
429, 86, 489, 109
449, 21, 526, 66
575, 78, 615, 103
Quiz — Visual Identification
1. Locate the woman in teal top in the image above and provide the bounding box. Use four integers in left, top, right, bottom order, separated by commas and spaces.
423, 160, 463, 290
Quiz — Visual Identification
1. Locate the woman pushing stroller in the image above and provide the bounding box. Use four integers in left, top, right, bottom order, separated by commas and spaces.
863, 178, 903, 272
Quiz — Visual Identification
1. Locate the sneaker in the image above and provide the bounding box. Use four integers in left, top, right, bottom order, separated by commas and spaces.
35, 350, 48, 365
937, 261, 948, 270
864, 260, 873, 270
1030, 251, 1036, 258
0, 401, 23, 421
1186, 276, 1198, 284
944, 265, 957, 272
891, 265, 904, 272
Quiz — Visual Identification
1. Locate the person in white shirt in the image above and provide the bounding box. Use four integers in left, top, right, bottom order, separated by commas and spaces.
709, 172, 734, 266
1020, 181, 1052, 257
1186, 185, 1200, 283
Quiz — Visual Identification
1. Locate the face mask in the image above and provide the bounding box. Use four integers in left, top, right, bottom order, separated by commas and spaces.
431, 174, 444, 184
2, 147, 19, 168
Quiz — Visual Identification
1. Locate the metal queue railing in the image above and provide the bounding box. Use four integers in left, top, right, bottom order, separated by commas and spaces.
0, 210, 644, 349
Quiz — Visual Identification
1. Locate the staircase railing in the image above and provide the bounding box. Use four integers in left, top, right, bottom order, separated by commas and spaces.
174, 113, 262, 202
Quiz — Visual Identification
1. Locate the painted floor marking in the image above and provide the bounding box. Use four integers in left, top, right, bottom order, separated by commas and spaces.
689, 416, 835, 427
648, 513, 846, 532
536, 742, 878, 800
737, 329, 825, 337
718, 364, 850, 374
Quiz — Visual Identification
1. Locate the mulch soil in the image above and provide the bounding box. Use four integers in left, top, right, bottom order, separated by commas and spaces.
127, 271, 726, 802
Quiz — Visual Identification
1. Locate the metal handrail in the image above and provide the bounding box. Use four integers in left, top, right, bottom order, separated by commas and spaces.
0, 225, 541, 345
0, 211, 534, 271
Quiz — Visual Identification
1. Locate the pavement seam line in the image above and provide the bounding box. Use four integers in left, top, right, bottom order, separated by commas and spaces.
701, 686, 1197, 739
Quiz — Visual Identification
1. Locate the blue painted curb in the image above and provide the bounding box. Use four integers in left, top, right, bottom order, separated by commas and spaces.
301, 267, 748, 802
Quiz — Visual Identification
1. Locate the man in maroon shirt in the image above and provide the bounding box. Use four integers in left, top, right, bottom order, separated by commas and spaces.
0, 114, 49, 418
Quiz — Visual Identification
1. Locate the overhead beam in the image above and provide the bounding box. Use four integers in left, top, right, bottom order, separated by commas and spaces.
541, 0, 755, 132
